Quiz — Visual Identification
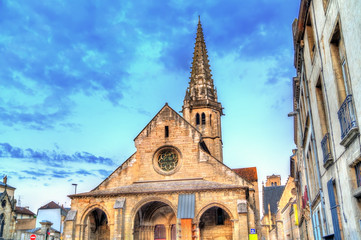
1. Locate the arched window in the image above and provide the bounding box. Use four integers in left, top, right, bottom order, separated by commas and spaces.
201, 113, 206, 125
196, 113, 200, 125
0, 213, 4, 237
154, 224, 166, 240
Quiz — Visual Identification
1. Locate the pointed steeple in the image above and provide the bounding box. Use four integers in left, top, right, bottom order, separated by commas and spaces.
183, 17, 222, 114
186, 17, 217, 103
182, 18, 223, 162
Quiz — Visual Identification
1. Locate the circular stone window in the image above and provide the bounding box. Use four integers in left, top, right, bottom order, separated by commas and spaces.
153, 147, 181, 175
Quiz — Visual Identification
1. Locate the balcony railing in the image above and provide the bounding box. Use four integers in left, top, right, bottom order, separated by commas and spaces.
338, 94, 358, 142
321, 133, 332, 164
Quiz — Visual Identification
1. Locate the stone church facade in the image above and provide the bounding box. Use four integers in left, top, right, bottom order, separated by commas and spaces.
64, 20, 260, 240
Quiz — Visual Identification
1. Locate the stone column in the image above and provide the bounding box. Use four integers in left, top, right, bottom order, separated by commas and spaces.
193, 222, 200, 240
76, 223, 87, 240
109, 223, 115, 240
176, 219, 181, 240
40, 221, 53, 240
166, 225, 171, 240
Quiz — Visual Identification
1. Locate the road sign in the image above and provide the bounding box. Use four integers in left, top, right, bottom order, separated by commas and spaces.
30, 234, 36, 240
250, 228, 256, 234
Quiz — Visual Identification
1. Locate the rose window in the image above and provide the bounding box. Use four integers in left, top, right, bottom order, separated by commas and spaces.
157, 149, 178, 171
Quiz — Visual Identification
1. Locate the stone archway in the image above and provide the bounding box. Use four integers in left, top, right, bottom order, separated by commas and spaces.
83, 208, 110, 240
198, 206, 233, 240
133, 201, 176, 240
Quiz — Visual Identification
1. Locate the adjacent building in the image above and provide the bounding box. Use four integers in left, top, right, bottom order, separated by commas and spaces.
14, 206, 36, 238
291, 0, 361, 239
36, 201, 68, 233
261, 175, 285, 240
64, 19, 260, 240
0, 176, 16, 240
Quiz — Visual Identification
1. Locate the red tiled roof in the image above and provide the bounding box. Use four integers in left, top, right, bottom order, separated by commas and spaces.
15, 206, 36, 216
232, 167, 258, 182
39, 201, 62, 210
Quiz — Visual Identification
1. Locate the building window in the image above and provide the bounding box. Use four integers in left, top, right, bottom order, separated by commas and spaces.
306, 146, 318, 200
209, 114, 212, 125
196, 113, 200, 125
201, 113, 206, 125
330, 21, 358, 144
330, 21, 351, 105
316, 77, 329, 136
327, 179, 344, 240
165, 126, 169, 138
313, 208, 324, 239
157, 149, 178, 172
306, 11, 316, 60
316, 77, 333, 166
355, 162, 361, 188
216, 208, 224, 225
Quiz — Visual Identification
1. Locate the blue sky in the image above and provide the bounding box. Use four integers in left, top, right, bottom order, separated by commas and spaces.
0, 0, 299, 211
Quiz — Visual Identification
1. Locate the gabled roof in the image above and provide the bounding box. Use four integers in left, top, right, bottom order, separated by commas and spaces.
134, 103, 201, 141
263, 185, 285, 214
0, 190, 16, 210
39, 201, 62, 209
15, 206, 36, 216
39, 201, 68, 216
0, 181, 15, 189
233, 167, 258, 182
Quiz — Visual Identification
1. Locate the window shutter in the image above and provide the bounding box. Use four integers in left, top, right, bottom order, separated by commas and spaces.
327, 179, 341, 240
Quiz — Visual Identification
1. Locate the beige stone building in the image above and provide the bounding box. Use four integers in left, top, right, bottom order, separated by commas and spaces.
291, 0, 361, 239
276, 176, 299, 240
64, 20, 260, 240
0, 176, 16, 240
14, 206, 36, 239
260, 175, 285, 240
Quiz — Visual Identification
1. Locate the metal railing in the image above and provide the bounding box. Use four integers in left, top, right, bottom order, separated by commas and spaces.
338, 94, 358, 140
321, 133, 332, 164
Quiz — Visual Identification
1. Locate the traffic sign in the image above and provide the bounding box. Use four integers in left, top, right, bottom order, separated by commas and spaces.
30, 234, 36, 240
250, 228, 256, 234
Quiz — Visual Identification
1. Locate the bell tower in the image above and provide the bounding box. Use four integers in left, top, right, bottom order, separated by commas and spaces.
182, 18, 223, 162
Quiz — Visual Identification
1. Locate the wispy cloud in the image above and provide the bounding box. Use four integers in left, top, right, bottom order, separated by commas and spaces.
0, 143, 115, 167
0, 1, 298, 130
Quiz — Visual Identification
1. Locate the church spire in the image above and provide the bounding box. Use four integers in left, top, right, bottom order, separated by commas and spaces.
186, 17, 218, 103
182, 18, 223, 162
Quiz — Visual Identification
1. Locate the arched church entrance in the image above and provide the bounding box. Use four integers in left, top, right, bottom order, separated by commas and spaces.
198, 206, 233, 240
83, 208, 110, 240
133, 201, 176, 240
